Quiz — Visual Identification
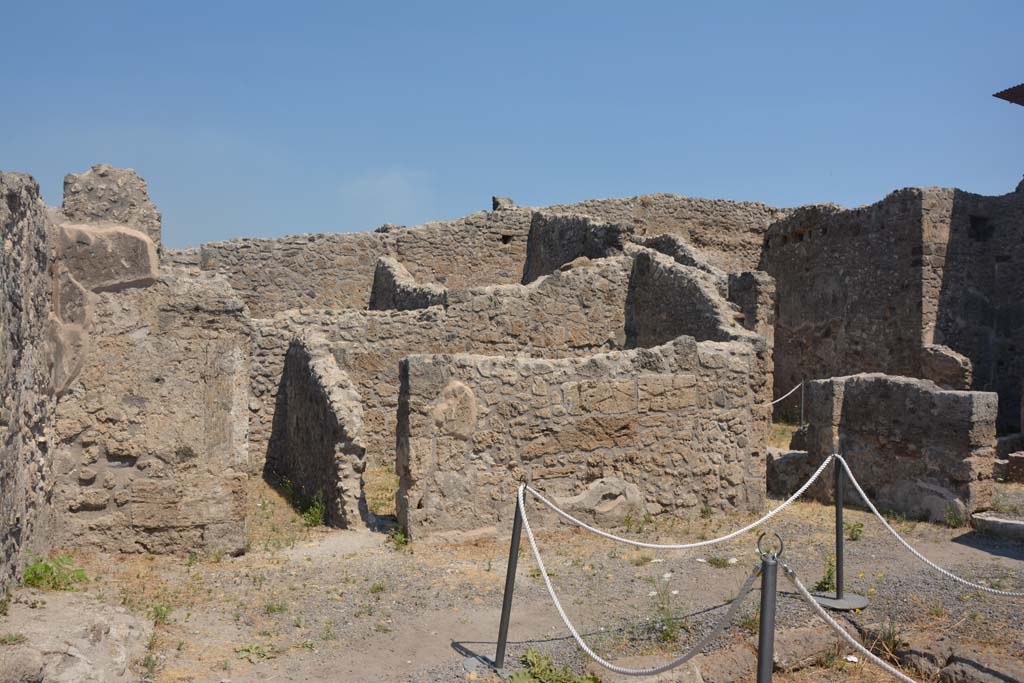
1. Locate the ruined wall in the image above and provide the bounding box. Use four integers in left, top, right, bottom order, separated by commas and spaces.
761, 191, 927, 401
805, 374, 996, 522
368, 257, 447, 311
257, 258, 632, 472
548, 194, 791, 273
521, 212, 633, 284
0, 174, 56, 590
927, 186, 1024, 432
278, 340, 365, 527
62, 164, 162, 249
396, 336, 766, 539
198, 207, 533, 317
51, 272, 251, 555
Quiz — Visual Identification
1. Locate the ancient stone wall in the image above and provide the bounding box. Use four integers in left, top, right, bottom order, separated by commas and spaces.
0, 174, 57, 590
278, 339, 365, 527
51, 272, 251, 555
760, 191, 927, 402
926, 186, 1024, 431
396, 336, 766, 539
521, 212, 633, 284
198, 208, 533, 317
547, 194, 791, 273
368, 257, 447, 311
62, 165, 162, 249
805, 374, 996, 522
257, 258, 632, 472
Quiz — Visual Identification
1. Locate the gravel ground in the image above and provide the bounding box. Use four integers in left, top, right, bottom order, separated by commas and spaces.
45, 480, 1024, 683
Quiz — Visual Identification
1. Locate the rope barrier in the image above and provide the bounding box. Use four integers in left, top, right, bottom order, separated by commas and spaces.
523, 453, 834, 550
781, 561, 920, 683
834, 455, 1024, 598
518, 484, 762, 676
765, 380, 802, 407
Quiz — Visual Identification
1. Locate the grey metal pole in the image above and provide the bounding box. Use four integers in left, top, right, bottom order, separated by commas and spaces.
756, 554, 778, 683
835, 462, 844, 600
494, 498, 523, 670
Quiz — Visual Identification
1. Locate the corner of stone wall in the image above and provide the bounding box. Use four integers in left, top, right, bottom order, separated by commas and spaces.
275, 336, 366, 528
521, 212, 633, 284
62, 164, 162, 251
368, 256, 448, 311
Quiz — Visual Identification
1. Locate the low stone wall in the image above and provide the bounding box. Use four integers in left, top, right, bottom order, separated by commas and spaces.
51, 272, 251, 555
368, 257, 447, 311
276, 339, 365, 527
0, 174, 57, 590
805, 373, 997, 522
396, 336, 766, 539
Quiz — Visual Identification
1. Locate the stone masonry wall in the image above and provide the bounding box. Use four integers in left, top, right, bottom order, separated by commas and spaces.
368, 256, 447, 311
548, 194, 792, 273
278, 339, 365, 527
396, 336, 766, 539
257, 257, 632, 472
0, 174, 57, 590
805, 374, 996, 523
51, 272, 251, 555
521, 212, 633, 284
760, 191, 927, 402
925, 185, 1024, 432
199, 207, 533, 317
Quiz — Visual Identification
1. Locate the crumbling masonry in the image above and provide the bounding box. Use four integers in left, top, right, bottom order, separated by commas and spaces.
3, 163, 1022, 587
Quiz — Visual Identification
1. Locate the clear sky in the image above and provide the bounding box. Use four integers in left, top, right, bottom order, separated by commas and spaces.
2, 1, 1022, 248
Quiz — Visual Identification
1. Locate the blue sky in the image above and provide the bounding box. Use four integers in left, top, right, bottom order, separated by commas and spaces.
3, 1, 1022, 248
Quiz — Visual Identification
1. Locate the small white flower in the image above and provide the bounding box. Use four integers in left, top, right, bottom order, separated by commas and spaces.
845, 655, 859, 663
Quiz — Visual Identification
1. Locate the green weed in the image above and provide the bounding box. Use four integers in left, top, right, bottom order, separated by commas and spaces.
22, 556, 87, 591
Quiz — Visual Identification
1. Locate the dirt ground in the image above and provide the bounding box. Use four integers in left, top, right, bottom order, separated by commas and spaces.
3, 475, 1023, 683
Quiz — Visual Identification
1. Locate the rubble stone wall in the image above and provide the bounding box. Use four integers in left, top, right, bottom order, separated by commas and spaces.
547, 194, 792, 273
0, 174, 57, 590
805, 373, 996, 522
51, 273, 251, 555
198, 208, 533, 317
761, 191, 927, 403
278, 340, 365, 527
257, 258, 631, 472
368, 256, 447, 311
926, 186, 1024, 431
396, 336, 766, 539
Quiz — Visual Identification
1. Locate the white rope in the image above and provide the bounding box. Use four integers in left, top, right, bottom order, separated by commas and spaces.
524, 454, 835, 550
781, 562, 920, 683
765, 381, 802, 407
518, 484, 761, 676
835, 456, 1024, 598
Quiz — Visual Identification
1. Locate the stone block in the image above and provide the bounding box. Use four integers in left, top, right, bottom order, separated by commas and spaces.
62, 164, 162, 246
59, 224, 158, 293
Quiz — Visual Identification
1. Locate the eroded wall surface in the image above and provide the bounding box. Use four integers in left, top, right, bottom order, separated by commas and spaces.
397, 337, 766, 539
51, 272, 251, 555
0, 174, 56, 590
805, 374, 996, 522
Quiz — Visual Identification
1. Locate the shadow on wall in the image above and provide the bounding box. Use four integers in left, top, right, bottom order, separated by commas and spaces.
934, 189, 1024, 433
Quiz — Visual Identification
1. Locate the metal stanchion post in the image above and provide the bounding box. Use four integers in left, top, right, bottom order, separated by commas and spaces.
799, 380, 805, 428
756, 534, 781, 683
813, 460, 868, 611
493, 497, 523, 670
